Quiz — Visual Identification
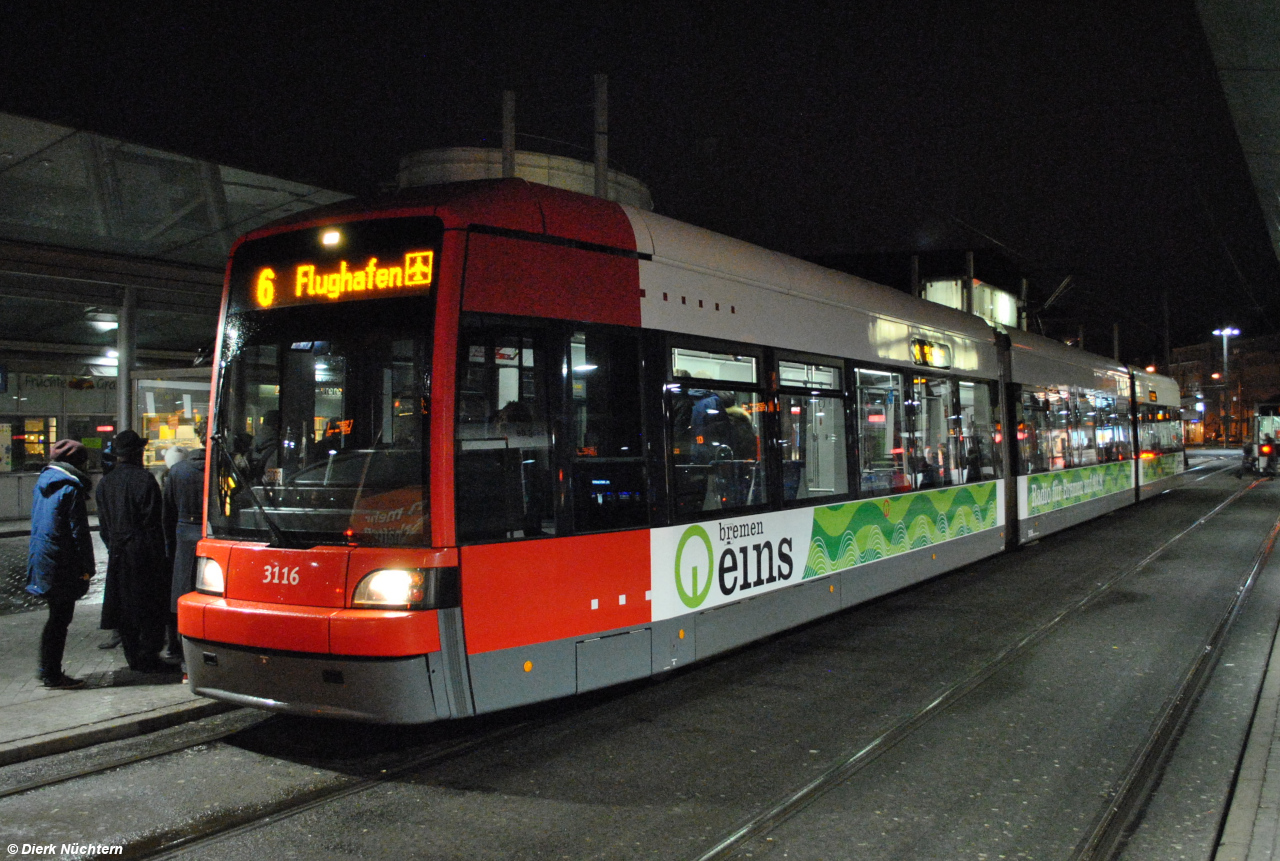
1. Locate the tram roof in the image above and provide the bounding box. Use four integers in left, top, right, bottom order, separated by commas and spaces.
249, 179, 998, 347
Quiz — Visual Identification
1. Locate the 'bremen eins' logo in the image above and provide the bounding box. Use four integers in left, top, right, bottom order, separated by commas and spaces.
674, 525, 714, 608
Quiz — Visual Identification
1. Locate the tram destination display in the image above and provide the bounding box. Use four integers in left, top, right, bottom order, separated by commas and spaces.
228, 216, 443, 312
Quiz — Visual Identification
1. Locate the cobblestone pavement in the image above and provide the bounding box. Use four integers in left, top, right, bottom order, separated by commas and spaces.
0, 533, 109, 616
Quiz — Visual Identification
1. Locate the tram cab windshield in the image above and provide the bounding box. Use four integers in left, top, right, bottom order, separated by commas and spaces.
208, 217, 440, 548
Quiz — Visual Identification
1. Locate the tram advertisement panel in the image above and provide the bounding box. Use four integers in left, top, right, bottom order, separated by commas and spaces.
650, 482, 1002, 622
1018, 461, 1134, 519
1139, 452, 1184, 486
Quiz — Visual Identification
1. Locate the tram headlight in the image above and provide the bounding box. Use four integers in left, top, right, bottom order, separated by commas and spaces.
195, 557, 225, 596
352, 567, 460, 610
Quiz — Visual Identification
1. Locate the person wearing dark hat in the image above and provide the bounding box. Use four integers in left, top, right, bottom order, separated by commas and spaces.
94, 430, 175, 674
26, 439, 96, 689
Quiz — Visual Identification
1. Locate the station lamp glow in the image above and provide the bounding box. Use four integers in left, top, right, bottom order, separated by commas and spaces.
1212, 327, 1241, 385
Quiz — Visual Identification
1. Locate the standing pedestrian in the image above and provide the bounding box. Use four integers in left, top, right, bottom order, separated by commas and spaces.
163, 421, 206, 668
26, 440, 95, 689
95, 430, 176, 674
97, 439, 121, 650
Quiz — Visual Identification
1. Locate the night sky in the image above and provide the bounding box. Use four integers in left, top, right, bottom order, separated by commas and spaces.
3, 2, 1277, 362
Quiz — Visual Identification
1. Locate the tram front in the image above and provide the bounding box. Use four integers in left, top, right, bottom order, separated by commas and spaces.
178, 215, 460, 723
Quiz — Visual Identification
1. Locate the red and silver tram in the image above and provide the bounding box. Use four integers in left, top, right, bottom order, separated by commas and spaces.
178, 179, 1187, 722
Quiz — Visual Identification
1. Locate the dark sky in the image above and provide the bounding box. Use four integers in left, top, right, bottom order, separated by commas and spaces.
4, 2, 1278, 362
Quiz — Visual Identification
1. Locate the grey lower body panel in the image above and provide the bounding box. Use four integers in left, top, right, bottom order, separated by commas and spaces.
1019, 490, 1132, 543
467, 527, 1007, 714
183, 637, 440, 724
838, 527, 1006, 608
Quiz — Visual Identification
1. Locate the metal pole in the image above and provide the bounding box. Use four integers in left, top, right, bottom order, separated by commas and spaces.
502, 91, 516, 179
963, 251, 974, 315
1019, 278, 1028, 331
116, 286, 136, 432
1223, 333, 1230, 442
594, 74, 608, 199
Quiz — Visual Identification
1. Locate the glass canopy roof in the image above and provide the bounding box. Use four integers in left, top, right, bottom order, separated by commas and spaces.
0, 112, 350, 268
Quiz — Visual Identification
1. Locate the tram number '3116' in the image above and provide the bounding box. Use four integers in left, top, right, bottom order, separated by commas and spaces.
263, 564, 301, 585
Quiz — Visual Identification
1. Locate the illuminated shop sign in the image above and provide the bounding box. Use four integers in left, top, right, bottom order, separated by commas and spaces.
909, 338, 952, 369
252, 250, 435, 309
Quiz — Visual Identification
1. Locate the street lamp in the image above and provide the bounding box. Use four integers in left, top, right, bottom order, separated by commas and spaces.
1212, 327, 1240, 442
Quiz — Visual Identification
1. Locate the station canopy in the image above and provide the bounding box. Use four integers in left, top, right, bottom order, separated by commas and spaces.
0, 112, 350, 362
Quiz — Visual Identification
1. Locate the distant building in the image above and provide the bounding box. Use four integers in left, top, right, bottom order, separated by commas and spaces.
1169, 333, 1280, 445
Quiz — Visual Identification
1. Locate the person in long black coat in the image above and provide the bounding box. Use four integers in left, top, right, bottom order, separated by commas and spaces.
26, 439, 95, 688
163, 435, 205, 664
95, 430, 174, 674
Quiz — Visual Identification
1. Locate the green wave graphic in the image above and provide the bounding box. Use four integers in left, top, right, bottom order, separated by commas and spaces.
803, 482, 998, 579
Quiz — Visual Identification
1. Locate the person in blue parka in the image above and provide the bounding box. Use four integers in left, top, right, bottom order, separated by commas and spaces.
26, 439, 96, 689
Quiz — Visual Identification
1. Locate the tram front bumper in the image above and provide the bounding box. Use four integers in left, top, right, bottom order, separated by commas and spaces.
184, 637, 441, 724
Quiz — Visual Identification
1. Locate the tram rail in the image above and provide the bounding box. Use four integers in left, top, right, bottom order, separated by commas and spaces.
689, 476, 1272, 861
0, 712, 265, 802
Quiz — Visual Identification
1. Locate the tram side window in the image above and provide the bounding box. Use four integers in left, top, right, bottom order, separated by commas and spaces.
1090, 392, 1131, 463
777, 358, 850, 502
1022, 387, 1074, 471
455, 319, 556, 542
1018, 389, 1052, 474
906, 375, 961, 488
568, 328, 646, 532
668, 346, 767, 517
1072, 391, 1099, 466
1105, 394, 1133, 461
1138, 405, 1184, 455
856, 369, 909, 496
958, 380, 1002, 481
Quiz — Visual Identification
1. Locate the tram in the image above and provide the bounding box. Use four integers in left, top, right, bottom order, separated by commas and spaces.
1243, 398, 1280, 475
178, 179, 1186, 722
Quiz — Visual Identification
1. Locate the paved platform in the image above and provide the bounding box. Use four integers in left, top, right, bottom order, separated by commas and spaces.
1216, 589, 1280, 861
0, 602, 234, 767
0, 515, 233, 768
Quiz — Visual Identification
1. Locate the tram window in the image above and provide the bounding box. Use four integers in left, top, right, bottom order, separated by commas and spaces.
957, 381, 1002, 481
671, 347, 757, 384
1073, 391, 1099, 466
1138, 405, 1184, 455
779, 360, 839, 389
569, 328, 646, 532
905, 375, 961, 489
856, 369, 909, 496
669, 385, 768, 515
455, 319, 556, 542
1106, 394, 1133, 461
211, 324, 429, 547
1025, 388, 1073, 471
777, 359, 849, 502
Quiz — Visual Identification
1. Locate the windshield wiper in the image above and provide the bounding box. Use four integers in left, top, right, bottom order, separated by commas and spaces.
211, 431, 296, 549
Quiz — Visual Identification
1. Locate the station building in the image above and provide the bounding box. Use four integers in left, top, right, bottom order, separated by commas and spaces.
0, 111, 350, 518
